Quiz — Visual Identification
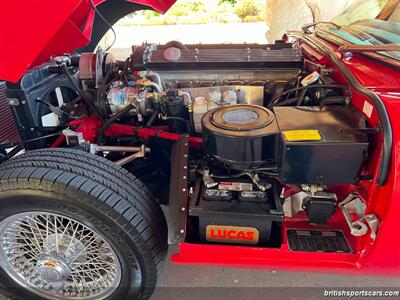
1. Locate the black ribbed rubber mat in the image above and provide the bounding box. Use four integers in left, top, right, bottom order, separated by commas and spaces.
287, 229, 352, 253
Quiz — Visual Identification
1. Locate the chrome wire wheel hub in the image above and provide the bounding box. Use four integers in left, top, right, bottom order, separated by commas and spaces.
0, 212, 122, 299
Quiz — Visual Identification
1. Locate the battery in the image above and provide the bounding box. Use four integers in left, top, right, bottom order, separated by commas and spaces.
189, 182, 283, 246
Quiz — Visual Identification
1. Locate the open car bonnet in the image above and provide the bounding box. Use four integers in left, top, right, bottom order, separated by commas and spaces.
0, 0, 175, 83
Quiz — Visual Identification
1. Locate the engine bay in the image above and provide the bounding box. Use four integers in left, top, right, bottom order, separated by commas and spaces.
2, 41, 378, 252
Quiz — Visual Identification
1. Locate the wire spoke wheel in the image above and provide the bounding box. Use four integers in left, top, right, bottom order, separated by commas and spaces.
0, 148, 168, 299
0, 212, 122, 299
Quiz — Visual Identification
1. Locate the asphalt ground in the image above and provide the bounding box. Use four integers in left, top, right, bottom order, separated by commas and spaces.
0, 232, 397, 300
151, 244, 400, 300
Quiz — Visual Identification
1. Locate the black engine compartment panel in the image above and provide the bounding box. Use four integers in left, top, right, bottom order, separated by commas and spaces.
274, 106, 369, 184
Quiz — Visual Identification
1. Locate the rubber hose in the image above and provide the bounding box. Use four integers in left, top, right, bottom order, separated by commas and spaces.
95, 103, 134, 145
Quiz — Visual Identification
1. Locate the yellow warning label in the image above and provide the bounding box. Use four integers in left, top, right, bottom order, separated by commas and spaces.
283, 130, 322, 142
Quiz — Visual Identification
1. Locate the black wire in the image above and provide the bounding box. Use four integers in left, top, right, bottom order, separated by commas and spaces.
188, 111, 195, 133
57, 62, 104, 120
95, 103, 135, 145
210, 173, 244, 179
36, 98, 78, 119
3, 129, 76, 159
95, 69, 115, 118
163, 117, 191, 132
269, 84, 346, 107
123, 57, 131, 83
146, 109, 159, 127
35, 86, 76, 130
273, 97, 298, 106
90, 0, 116, 52
20, 131, 67, 145
296, 88, 308, 106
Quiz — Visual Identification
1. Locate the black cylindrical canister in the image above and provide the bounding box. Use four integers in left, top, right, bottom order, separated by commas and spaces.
164, 90, 186, 133
201, 104, 280, 170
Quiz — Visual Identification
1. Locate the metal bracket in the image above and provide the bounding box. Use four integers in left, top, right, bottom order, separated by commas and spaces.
364, 214, 379, 241
245, 172, 272, 192
115, 145, 149, 166
200, 169, 218, 189
339, 193, 368, 237
168, 135, 189, 244
338, 126, 380, 135
283, 191, 309, 217
62, 129, 85, 146
339, 193, 379, 240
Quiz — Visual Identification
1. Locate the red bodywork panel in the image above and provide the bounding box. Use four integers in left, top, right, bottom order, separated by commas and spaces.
0, 0, 175, 83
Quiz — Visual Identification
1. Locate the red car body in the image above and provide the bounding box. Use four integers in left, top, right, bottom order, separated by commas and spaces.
1, 0, 399, 277
0, 0, 175, 82
173, 52, 400, 276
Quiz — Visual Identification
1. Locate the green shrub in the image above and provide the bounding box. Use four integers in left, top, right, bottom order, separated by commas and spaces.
117, 0, 266, 25
242, 15, 258, 23
242, 14, 265, 22
166, 0, 206, 17
234, 0, 261, 19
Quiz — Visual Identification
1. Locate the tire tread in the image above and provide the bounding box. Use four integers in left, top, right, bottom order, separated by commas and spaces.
0, 148, 168, 300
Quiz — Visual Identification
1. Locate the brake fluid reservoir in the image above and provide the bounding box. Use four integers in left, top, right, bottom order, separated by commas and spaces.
193, 96, 208, 133
208, 91, 222, 102
223, 90, 237, 104
207, 101, 219, 111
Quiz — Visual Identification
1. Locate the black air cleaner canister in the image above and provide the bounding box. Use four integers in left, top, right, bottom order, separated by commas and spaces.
201, 104, 280, 170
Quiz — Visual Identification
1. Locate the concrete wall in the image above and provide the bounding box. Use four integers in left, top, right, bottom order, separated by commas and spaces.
266, 0, 356, 42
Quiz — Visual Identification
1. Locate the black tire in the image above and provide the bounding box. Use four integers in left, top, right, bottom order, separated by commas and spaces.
0, 148, 168, 300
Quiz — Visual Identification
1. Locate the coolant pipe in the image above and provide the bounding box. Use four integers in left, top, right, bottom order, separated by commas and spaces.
149, 82, 162, 93
178, 91, 194, 132
140, 71, 165, 90
178, 91, 193, 105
